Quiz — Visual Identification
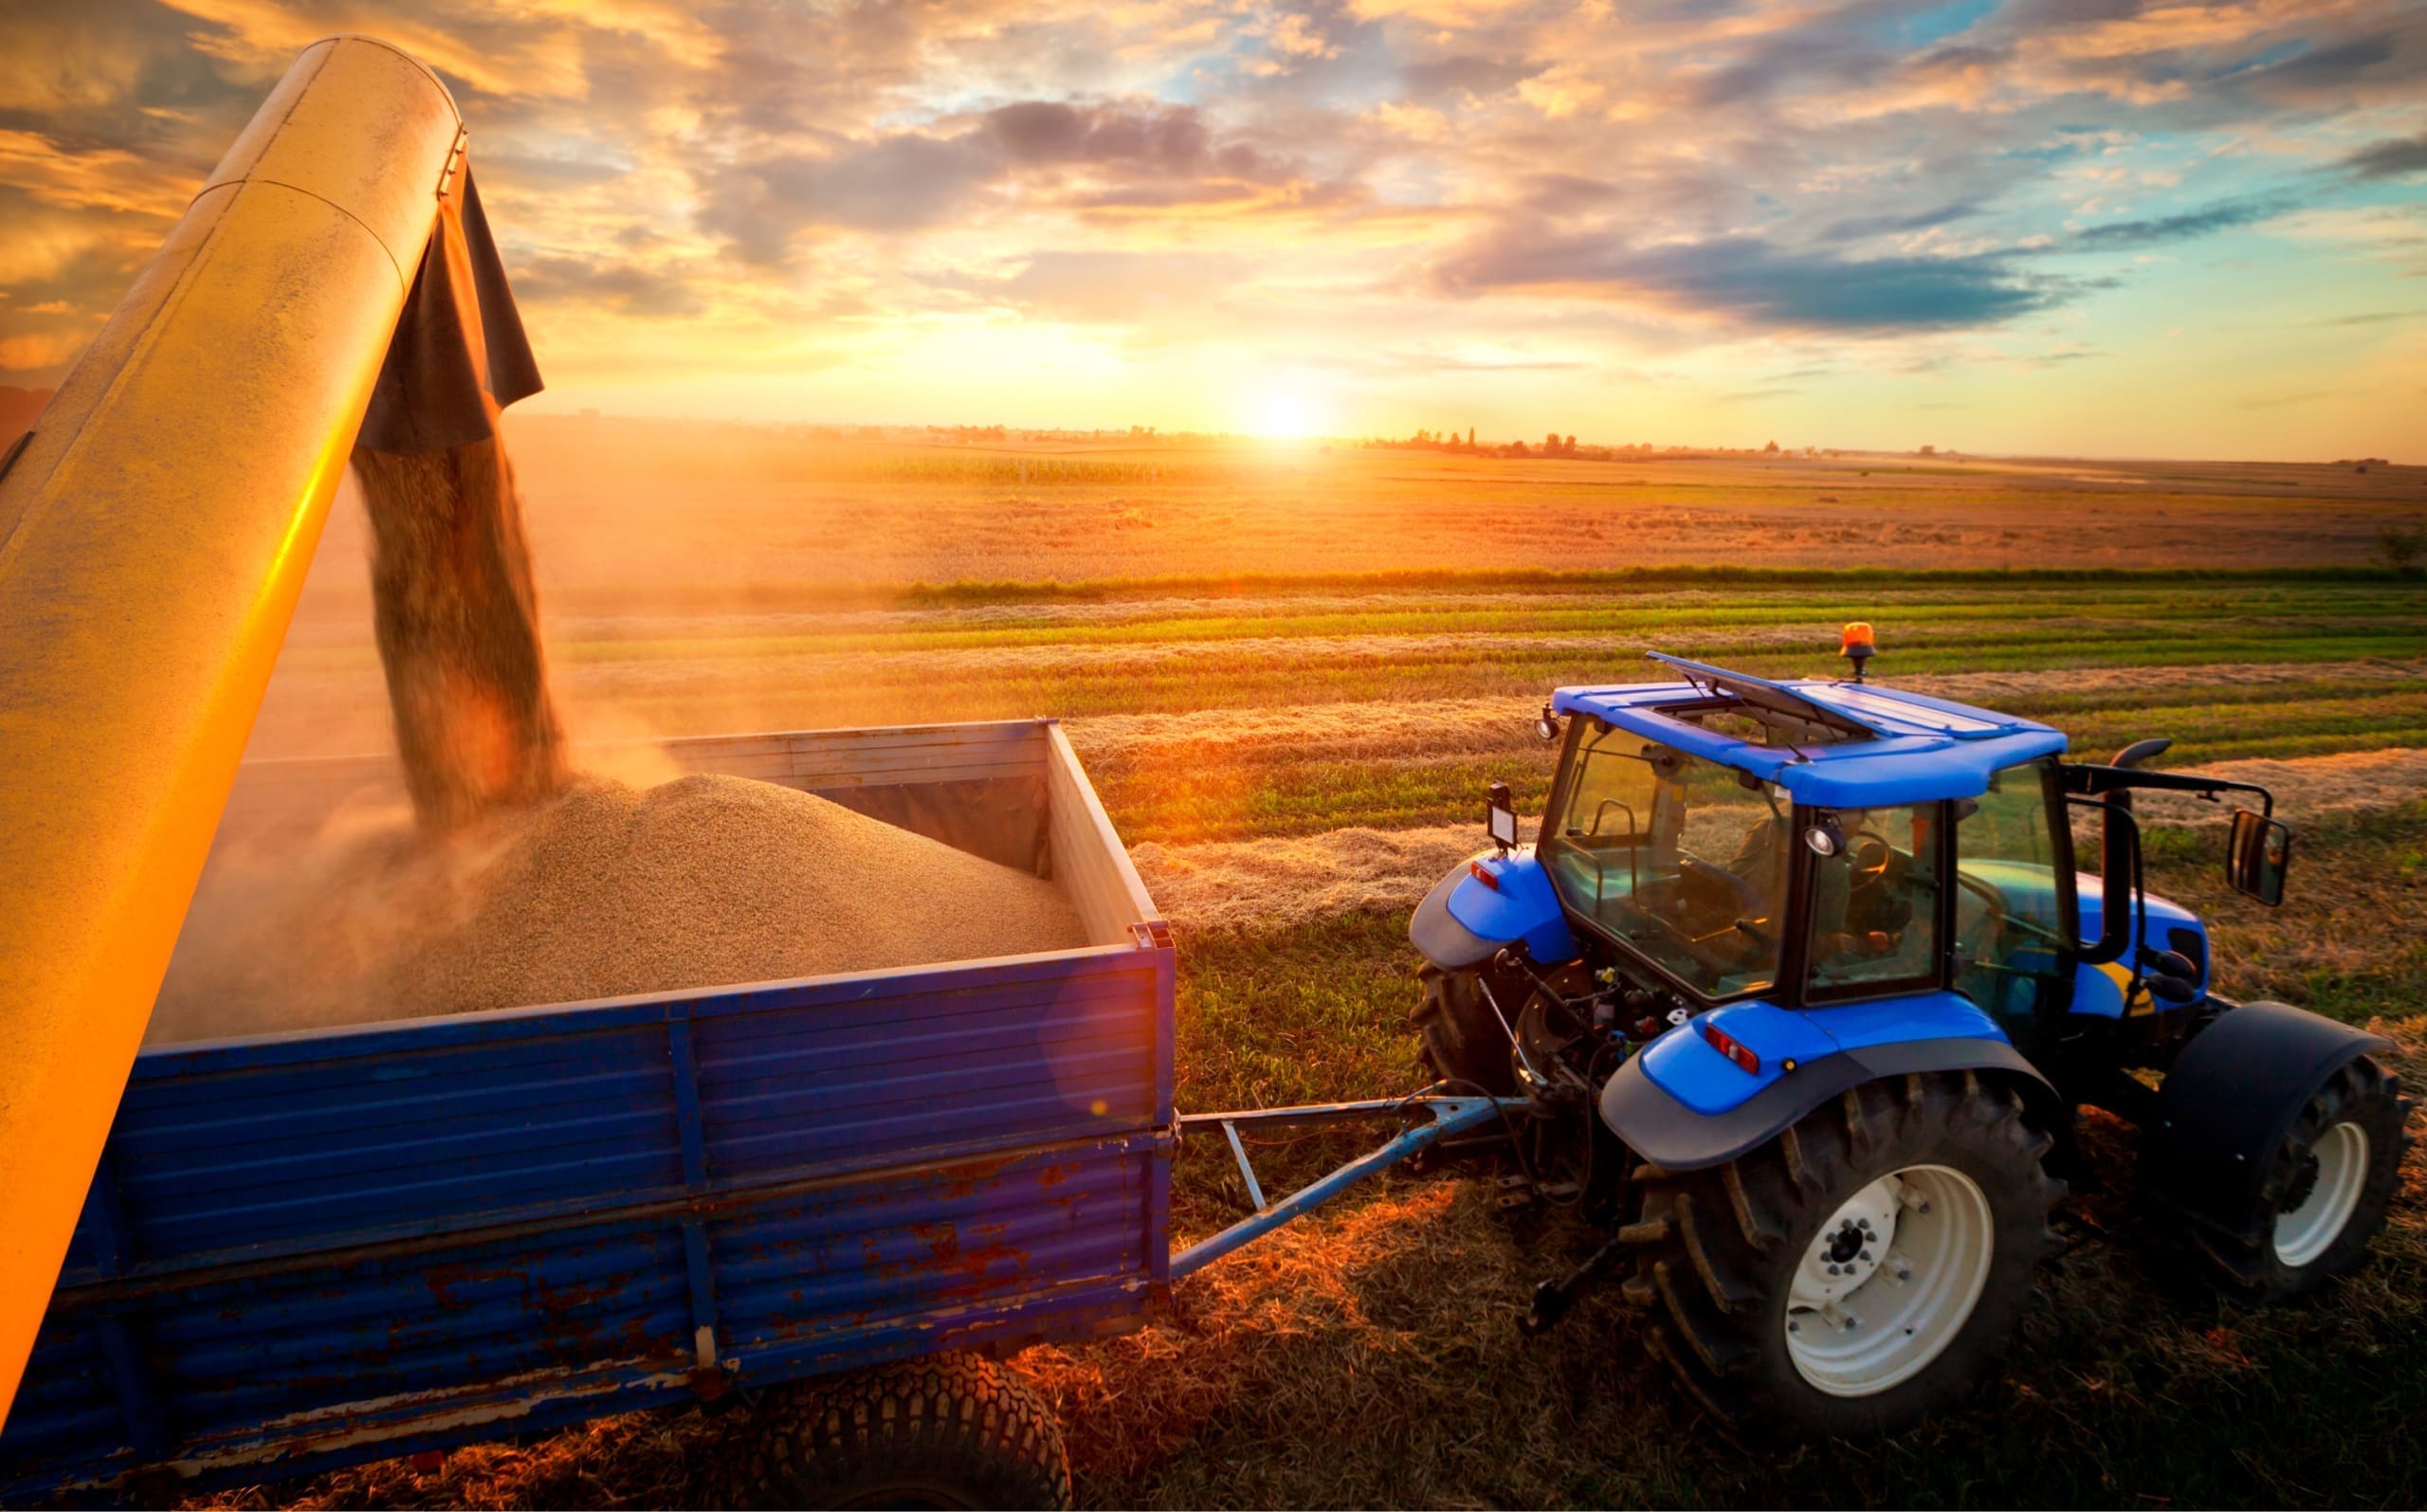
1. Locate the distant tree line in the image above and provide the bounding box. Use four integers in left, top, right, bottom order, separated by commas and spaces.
1361, 428, 1817, 462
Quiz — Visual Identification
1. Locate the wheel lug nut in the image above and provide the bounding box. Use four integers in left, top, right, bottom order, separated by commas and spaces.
1859, 1249, 1872, 1262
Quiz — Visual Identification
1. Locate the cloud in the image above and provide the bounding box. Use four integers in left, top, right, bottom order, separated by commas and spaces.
1823, 201, 1986, 242
973, 248, 1246, 325
2343, 132, 2427, 179
697, 99, 1311, 263
511, 254, 705, 317
2321, 308, 2426, 326
1431, 231, 2055, 332
703, 134, 1002, 259
0, 0, 2420, 430
2069, 196, 2286, 248
1398, 53, 1528, 98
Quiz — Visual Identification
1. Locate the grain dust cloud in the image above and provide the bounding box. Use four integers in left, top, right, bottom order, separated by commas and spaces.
150, 439, 1085, 1045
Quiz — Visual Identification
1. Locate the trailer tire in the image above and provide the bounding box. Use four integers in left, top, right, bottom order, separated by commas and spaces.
1631, 1071, 2064, 1440
1410, 965, 1514, 1096
2184, 1054, 2410, 1302
716, 1354, 1071, 1510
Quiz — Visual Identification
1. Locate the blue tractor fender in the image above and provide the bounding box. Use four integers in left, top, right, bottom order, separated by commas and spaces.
1599, 991, 2062, 1172
2142, 999, 2393, 1240
1409, 847, 1578, 971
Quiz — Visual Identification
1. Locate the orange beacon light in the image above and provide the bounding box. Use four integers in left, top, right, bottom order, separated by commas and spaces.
1840, 622, 1876, 682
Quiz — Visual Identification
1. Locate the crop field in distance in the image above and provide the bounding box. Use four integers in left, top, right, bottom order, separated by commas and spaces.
194, 422, 2425, 1509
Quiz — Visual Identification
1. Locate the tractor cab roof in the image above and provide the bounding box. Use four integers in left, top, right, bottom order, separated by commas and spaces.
1550, 652, 2067, 810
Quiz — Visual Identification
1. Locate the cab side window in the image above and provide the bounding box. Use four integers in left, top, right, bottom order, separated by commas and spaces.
1805, 803, 1941, 999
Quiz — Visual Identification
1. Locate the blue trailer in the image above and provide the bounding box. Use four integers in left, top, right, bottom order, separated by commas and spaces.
0, 718, 1501, 1505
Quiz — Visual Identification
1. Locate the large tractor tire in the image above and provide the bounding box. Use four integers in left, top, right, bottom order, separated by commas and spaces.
1410, 964, 1515, 1096
715, 1353, 1071, 1510
2186, 1054, 2410, 1303
1630, 1071, 2064, 1439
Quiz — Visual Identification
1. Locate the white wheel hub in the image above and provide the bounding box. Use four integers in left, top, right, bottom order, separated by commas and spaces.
2272, 1120, 2369, 1269
1786, 1165, 1995, 1398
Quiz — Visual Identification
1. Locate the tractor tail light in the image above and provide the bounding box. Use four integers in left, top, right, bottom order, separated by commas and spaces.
1468, 860, 1500, 891
1702, 1022, 1760, 1076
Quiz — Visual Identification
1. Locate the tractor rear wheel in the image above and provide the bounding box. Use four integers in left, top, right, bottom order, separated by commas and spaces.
2185, 1054, 2409, 1302
1410, 964, 1515, 1096
1630, 1071, 2064, 1439
715, 1354, 1070, 1510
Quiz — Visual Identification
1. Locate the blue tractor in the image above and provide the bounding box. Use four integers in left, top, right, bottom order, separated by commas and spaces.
1410, 642, 2411, 1438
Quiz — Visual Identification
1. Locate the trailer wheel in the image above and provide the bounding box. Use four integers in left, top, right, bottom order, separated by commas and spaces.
717, 1354, 1071, 1510
1410, 965, 1514, 1095
1631, 1071, 2064, 1439
2184, 1054, 2410, 1302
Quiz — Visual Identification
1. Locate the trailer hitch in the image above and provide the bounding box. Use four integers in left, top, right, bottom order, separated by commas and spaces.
1521, 1217, 1670, 1335
1170, 1094, 1524, 1280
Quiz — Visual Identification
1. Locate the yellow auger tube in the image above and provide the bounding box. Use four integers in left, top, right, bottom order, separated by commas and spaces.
0, 38, 462, 1423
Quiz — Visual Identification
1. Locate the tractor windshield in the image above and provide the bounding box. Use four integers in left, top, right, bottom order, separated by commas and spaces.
1542, 721, 1790, 999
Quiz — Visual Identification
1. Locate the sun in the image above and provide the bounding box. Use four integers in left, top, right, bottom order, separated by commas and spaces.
1245, 382, 1330, 440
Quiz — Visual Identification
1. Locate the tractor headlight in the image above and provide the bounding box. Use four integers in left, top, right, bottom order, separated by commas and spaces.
1535, 701, 1561, 744
1805, 815, 1846, 857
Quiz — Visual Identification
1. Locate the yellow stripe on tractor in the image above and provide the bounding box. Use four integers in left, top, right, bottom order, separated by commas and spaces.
0, 38, 463, 1423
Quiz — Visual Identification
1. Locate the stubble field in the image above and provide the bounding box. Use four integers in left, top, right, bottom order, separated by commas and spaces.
193, 429, 2427, 1509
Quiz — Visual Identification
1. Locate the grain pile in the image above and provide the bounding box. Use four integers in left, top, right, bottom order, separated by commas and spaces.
150, 774, 1086, 1043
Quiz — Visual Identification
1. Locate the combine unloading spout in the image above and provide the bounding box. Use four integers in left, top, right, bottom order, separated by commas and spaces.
0, 38, 486, 1422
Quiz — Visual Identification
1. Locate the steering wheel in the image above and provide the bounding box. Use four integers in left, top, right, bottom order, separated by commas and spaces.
1848, 828, 1896, 887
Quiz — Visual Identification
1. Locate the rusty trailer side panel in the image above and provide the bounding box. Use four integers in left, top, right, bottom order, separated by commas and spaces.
0, 720, 1174, 1497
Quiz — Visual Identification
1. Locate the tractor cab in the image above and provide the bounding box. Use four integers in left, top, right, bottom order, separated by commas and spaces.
1535, 654, 2075, 1029
1433, 651, 2290, 1062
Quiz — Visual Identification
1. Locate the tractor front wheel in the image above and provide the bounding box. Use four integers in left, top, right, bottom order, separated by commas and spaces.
1631, 1071, 2064, 1439
2185, 1054, 2409, 1302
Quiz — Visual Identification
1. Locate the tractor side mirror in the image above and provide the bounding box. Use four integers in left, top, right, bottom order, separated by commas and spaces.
2227, 809, 2291, 906
1487, 780, 1519, 850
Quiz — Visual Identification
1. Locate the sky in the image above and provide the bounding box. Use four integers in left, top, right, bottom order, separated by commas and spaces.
1, 0, 2423, 459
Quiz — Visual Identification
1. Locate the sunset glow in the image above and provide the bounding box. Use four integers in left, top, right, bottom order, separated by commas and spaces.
1, 0, 2421, 457
1247, 379, 1334, 439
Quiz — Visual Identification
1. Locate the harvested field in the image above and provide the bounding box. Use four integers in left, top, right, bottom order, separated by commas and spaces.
156, 435, 2427, 1509
246, 568, 2427, 774
150, 774, 1083, 1043
1073, 659, 2426, 772
453, 420, 2427, 589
